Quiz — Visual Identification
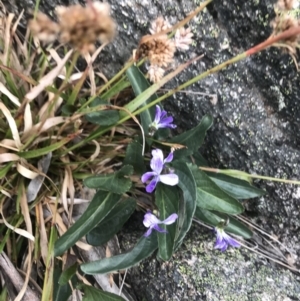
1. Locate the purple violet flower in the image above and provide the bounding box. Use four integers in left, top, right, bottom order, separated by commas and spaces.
214, 226, 240, 252
141, 149, 179, 193
149, 105, 176, 135
143, 211, 178, 237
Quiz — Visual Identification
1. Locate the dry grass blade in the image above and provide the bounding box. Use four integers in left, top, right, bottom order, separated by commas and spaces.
0, 252, 39, 301
110, 104, 145, 155
0, 200, 35, 241
15, 184, 34, 301
27, 152, 52, 203
17, 162, 39, 179
0, 63, 37, 85
90, 140, 100, 161
0, 189, 12, 198
0, 153, 19, 162
237, 215, 295, 256
61, 163, 71, 218
84, 44, 107, 96
65, 162, 75, 223
22, 116, 67, 140
38, 92, 63, 120
25, 49, 73, 101
0, 102, 22, 148
37, 202, 48, 264
58, 72, 84, 82
84, 52, 96, 96
0, 139, 19, 151
24, 103, 33, 132
238, 240, 300, 273
0, 82, 21, 106
11, 9, 23, 36
48, 197, 91, 205
2, 13, 14, 64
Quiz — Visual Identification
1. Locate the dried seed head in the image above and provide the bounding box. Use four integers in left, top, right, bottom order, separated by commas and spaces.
149, 16, 171, 34
174, 27, 194, 50
29, 2, 116, 53
137, 35, 176, 67
276, 0, 298, 10
28, 12, 60, 43
147, 64, 165, 83
56, 2, 116, 53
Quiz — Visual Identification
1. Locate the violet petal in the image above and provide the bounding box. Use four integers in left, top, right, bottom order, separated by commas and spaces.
159, 173, 179, 186
144, 227, 153, 237
164, 152, 173, 163
154, 105, 161, 123
162, 213, 178, 225
146, 176, 159, 193
150, 149, 164, 174
143, 212, 161, 227
141, 171, 156, 183
153, 224, 167, 233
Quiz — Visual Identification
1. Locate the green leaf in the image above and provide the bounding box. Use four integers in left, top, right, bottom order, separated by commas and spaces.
194, 207, 253, 239
58, 263, 78, 285
190, 166, 244, 214
86, 198, 136, 246
0, 162, 13, 179
171, 162, 197, 250
80, 235, 158, 274
53, 267, 72, 301
155, 184, 179, 261
18, 136, 73, 159
83, 165, 133, 194
54, 191, 120, 256
126, 65, 156, 135
85, 98, 119, 126
61, 104, 77, 116
169, 115, 213, 159
123, 140, 146, 174
208, 173, 266, 199
191, 152, 209, 167
81, 284, 126, 301
101, 77, 131, 101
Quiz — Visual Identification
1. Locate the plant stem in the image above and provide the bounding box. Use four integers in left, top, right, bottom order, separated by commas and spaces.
200, 166, 300, 185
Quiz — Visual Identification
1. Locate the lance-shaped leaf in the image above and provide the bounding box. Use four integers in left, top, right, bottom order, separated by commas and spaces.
169, 115, 213, 159
86, 198, 136, 246
18, 136, 74, 159
124, 140, 146, 174
54, 191, 120, 256
172, 162, 197, 250
80, 284, 126, 301
126, 65, 156, 136
80, 235, 158, 274
190, 165, 244, 215
85, 98, 119, 126
84, 165, 133, 194
58, 263, 78, 286
208, 173, 266, 199
53, 266, 72, 301
195, 207, 253, 239
155, 183, 179, 261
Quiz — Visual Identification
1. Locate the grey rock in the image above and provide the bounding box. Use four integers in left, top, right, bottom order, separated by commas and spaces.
120, 225, 300, 301
2, 0, 300, 300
